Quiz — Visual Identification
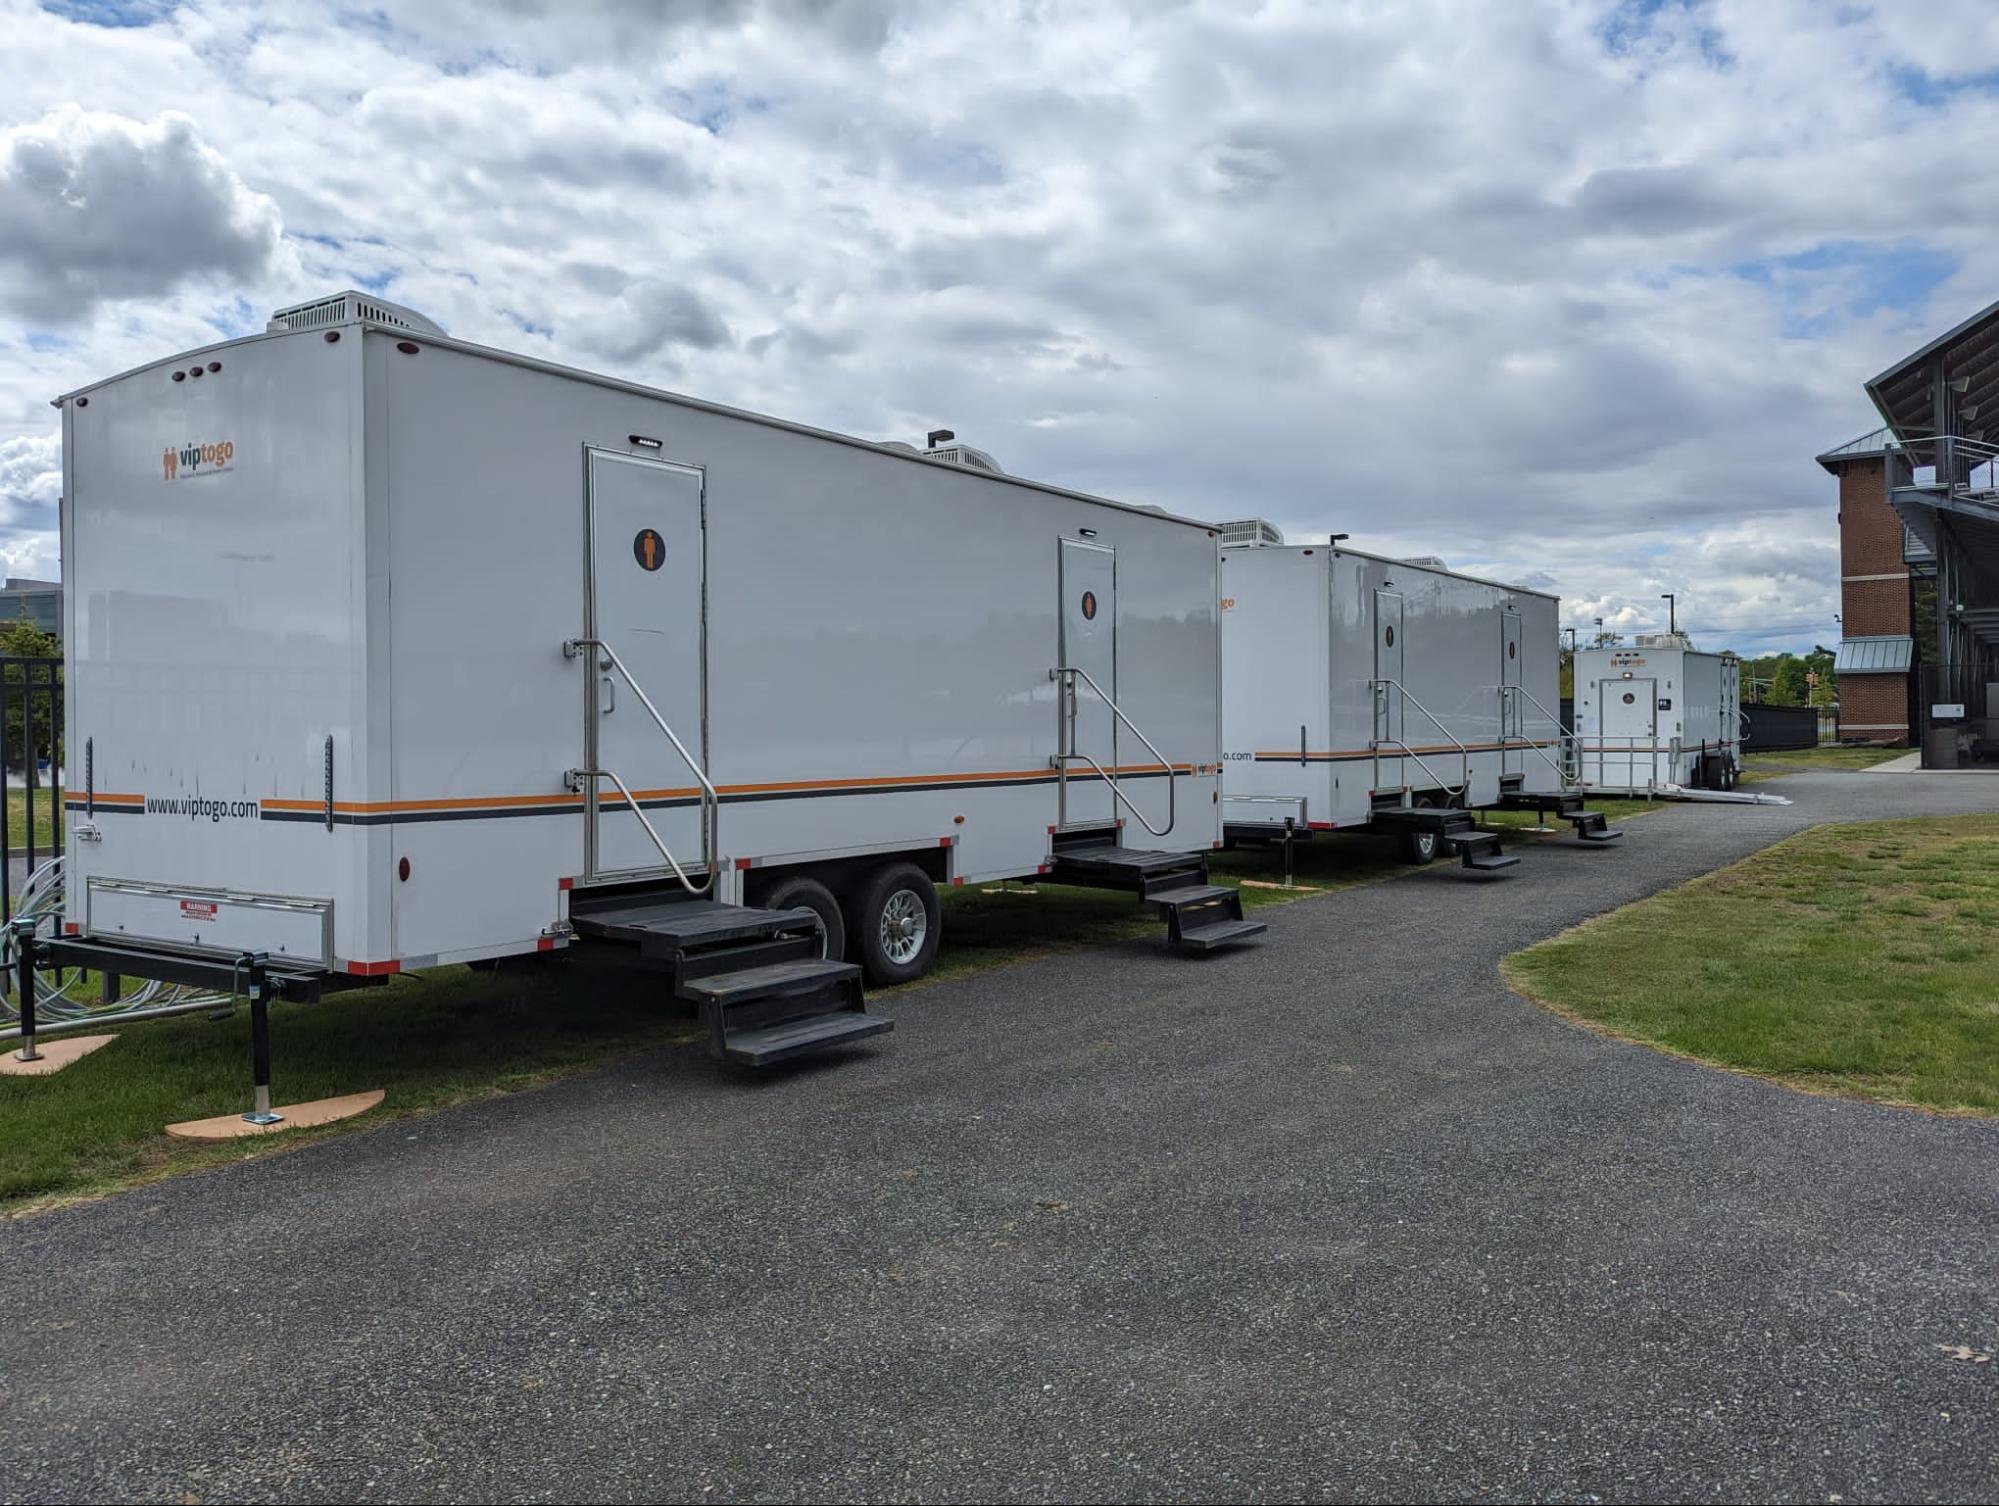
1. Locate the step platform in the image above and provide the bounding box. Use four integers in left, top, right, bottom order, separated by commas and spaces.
1047, 847, 1264, 953
1493, 793, 1622, 844
1373, 807, 1519, 873
569, 897, 890, 1068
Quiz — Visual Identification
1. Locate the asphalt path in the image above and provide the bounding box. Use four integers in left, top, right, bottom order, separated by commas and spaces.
4, 770, 1998, 1503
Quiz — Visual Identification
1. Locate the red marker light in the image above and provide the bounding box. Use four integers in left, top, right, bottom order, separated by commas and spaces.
396, 341, 419, 355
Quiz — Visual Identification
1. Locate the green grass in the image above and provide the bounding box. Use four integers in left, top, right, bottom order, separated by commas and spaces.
4, 787, 62, 853
1739, 744, 1907, 782
0, 966, 706, 1211
1503, 814, 1999, 1116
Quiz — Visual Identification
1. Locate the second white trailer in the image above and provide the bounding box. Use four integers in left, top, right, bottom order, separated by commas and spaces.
1218, 538, 1597, 869
1576, 638, 1742, 793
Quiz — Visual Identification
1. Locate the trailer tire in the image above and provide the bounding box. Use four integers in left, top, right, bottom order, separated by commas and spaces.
758, 874, 847, 962
847, 861, 940, 986
1402, 827, 1441, 865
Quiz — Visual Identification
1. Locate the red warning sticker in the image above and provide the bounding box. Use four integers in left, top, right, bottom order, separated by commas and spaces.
180, 899, 218, 922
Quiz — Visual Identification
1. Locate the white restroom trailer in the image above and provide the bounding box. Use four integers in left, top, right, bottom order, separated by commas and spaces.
1575, 638, 1741, 793
1219, 537, 1583, 869
41, 291, 1246, 1071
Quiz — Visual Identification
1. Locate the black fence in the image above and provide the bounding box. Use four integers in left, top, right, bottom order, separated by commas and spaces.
0, 654, 63, 917
1741, 701, 1818, 752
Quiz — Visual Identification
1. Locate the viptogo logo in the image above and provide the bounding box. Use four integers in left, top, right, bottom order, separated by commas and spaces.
162, 439, 234, 480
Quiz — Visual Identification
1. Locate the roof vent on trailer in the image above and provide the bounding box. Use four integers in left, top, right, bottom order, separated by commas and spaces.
1635, 632, 1694, 650
1218, 519, 1285, 548
917, 428, 1004, 475
266, 291, 446, 337
1403, 555, 1449, 570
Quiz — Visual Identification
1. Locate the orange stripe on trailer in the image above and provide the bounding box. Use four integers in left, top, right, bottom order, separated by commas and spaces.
63, 792, 143, 807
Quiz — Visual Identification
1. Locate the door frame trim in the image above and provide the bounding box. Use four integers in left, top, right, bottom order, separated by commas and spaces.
580, 443, 711, 885
1056, 535, 1118, 832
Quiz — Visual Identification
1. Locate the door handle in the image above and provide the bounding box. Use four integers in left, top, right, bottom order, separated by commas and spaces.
600, 675, 616, 714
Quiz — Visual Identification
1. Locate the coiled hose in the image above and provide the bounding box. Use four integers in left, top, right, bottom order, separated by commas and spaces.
1, 856, 234, 1026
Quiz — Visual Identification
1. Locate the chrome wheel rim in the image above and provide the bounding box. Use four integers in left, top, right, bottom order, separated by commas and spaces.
879, 889, 927, 965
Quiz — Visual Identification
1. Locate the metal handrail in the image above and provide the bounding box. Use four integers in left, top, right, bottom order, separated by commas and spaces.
565, 636, 719, 892
1369, 678, 1469, 798
1496, 683, 1579, 788
1050, 663, 1177, 837
577, 764, 710, 895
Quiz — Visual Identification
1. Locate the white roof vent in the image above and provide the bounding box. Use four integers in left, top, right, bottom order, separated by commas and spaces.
924, 442, 1004, 475
1635, 632, 1693, 650
1403, 555, 1449, 570
267, 291, 445, 337
1219, 519, 1285, 548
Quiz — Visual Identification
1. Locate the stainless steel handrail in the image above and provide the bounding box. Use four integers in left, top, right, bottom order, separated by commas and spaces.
1050, 663, 1178, 837
1496, 683, 1579, 788
565, 636, 719, 892
1369, 678, 1469, 798
574, 764, 709, 895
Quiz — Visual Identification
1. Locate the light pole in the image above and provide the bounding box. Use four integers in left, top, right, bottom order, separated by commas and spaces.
1661, 593, 1676, 635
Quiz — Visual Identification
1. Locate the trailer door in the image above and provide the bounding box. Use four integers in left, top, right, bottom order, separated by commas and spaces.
1599, 677, 1655, 790
1058, 537, 1117, 830
582, 448, 708, 884
1499, 609, 1523, 779
1373, 590, 1405, 748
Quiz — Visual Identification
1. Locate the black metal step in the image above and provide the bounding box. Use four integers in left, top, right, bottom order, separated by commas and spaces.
1568, 811, 1623, 842
1174, 917, 1269, 951
1495, 791, 1586, 817
1371, 806, 1476, 835
680, 957, 861, 1007
570, 899, 820, 951
1047, 845, 1208, 897
1442, 829, 1518, 873
1147, 884, 1238, 909
719, 1010, 893, 1067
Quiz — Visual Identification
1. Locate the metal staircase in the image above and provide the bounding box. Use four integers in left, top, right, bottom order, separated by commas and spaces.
1370, 807, 1519, 872
569, 896, 890, 1066
1492, 790, 1623, 844
1044, 845, 1268, 952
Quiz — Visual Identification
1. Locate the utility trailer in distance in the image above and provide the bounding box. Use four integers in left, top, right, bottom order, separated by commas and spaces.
1575, 637, 1742, 794
37, 290, 1257, 1087
1219, 531, 1621, 871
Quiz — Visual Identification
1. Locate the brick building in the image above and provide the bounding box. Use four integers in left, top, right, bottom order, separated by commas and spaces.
1820, 298, 1999, 756
1816, 431, 1916, 742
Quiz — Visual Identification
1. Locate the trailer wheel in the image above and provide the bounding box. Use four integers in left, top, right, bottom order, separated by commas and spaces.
758, 874, 847, 962
847, 861, 940, 986
1402, 827, 1441, 865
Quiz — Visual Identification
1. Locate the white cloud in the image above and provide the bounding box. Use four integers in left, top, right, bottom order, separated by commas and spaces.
0, 106, 287, 322
0, 0, 1994, 652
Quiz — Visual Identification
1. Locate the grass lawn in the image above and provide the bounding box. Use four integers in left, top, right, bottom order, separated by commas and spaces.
3, 786, 63, 855
1503, 814, 1999, 1116
1739, 744, 1908, 781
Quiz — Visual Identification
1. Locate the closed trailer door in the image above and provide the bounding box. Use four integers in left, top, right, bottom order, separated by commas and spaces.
1599, 677, 1655, 789
1500, 609, 1523, 778
582, 448, 708, 883
1373, 590, 1405, 748
1058, 537, 1117, 830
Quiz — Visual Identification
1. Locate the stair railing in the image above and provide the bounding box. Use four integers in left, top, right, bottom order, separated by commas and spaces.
1496, 683, 1579, 789
564, 636, 719, 894
1369, 678, 1469, 800
1049, 664, 1178, 837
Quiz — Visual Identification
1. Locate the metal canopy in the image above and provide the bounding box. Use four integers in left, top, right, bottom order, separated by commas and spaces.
1832, 636, 1914, 674
1866, 296, 1999, 445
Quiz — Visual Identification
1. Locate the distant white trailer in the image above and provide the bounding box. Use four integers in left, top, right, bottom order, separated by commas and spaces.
1575, 637, 1742, 794
36, 290, 1260, 1079
1218, 536, 1609, 870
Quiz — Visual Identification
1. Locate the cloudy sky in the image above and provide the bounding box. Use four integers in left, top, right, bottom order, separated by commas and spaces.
4, 0, 1997, 652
